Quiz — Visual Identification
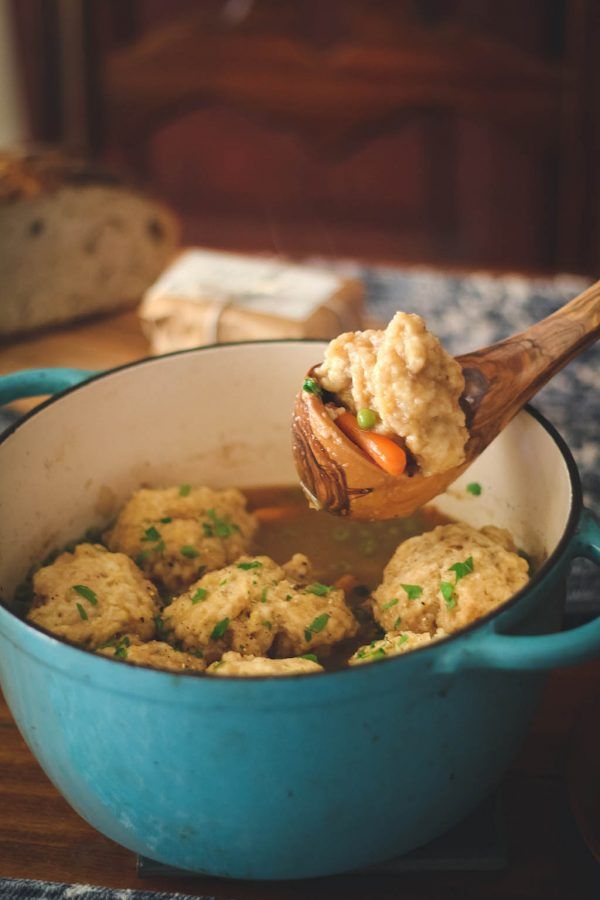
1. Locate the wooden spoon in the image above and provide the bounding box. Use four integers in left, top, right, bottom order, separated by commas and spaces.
292, 280, 600, 519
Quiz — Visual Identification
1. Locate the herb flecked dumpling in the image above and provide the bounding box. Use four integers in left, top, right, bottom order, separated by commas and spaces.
27, 543, 159, 647
373, 523, 529, 635
105, 485, 258, 593
162, 554, 358, 663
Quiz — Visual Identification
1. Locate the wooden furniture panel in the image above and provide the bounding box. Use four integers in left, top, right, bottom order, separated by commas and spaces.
11, 1, 600, 272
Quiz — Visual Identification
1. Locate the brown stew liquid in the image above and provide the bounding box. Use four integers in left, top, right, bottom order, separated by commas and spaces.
244, 486, 453, 668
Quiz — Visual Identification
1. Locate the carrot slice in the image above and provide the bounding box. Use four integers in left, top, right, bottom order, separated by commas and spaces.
333, 574, 361, 595
254, 505, 299, 523
336, 412, 407, 476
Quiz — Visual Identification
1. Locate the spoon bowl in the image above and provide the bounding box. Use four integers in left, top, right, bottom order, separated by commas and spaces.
293, 280, 600, 519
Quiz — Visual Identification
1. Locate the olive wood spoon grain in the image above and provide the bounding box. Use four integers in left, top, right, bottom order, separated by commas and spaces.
292, 279, 600, 519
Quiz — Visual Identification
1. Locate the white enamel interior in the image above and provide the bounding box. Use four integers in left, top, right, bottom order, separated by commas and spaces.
0, 341, 575, 599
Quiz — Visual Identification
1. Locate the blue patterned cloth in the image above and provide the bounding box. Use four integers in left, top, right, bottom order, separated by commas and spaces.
0, 879, 220, 900
1, 266, 597, 616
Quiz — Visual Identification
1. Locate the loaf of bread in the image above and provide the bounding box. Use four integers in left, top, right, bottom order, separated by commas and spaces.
0, 150, 180, 337
139, 248, 365, 353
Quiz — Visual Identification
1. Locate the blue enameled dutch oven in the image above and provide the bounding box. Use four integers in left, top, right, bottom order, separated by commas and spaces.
0, 342, 599, 879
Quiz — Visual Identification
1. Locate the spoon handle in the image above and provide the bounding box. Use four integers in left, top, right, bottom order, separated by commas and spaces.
457, 279, 600, 455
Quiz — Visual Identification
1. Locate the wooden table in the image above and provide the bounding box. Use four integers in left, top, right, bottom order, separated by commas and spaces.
1, 312, 599, 898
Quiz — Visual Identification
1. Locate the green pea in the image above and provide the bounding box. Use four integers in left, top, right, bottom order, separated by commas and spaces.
357, 408, 378, 430
302, 377, 322, 396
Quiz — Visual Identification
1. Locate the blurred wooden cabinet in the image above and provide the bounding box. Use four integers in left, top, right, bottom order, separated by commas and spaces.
13, 0, 600, 273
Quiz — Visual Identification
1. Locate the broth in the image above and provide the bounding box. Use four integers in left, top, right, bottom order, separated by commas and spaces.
245, 486, 453, 668
246, 485, 452, 589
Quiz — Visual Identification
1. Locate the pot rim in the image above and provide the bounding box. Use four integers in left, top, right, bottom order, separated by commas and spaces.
0, 339, 583, 681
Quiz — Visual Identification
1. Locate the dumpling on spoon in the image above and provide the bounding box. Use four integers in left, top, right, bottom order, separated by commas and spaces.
313, 312, 468, 478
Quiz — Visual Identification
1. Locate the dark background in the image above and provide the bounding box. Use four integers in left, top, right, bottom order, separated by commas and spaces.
12, 0, 600, 274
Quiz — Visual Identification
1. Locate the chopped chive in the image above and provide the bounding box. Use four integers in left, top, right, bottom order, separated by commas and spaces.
466, 482, 482, 496
142, 526, 161, 542
202, 522, 214, 537
448, 557, 474, 583
237, 561, 262, 570
305, 583, 332, 597
260, 587, 268, 603
154, 614, 172, 639
440, 581, 457, 608
393, 616, 402, 629
262, 620, 272, 630
304, 612, 330, 641
180, 545, 199, 559
206, 508, 238, 538
160, 516, 172, 524
285, 593, 293, 601
219, 578, 229, 586
72, 584, 98, 606
211, 617, 230, 640
381, 597, 399, 610
301, 653, 318, 663
76, 602, 88, 621
179, 484, 192, 496
191, 587, 208, 604
135, 549, 151, 566
401, 583, 423, 601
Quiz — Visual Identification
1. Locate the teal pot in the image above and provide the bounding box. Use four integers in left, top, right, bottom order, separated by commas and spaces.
0, 342, 598, 879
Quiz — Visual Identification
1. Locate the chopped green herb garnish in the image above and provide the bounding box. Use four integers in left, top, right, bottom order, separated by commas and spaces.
466, 482, 482, 496
285, 593, 293, 601
160, 516, 173, 524
114, 637, 130, 659
206, 508, 239, 538
191, 648, 204, 659
135, 549, 151, 566
211, 617, 230, 640
357, 408, 378, 430
154, 614, 172, 639
179, 484, 192, 496
302, 377, 322, 396
440, 581, 457, 608
237, 561, 262, 570
76, 602, 88, 621
448, 556, 474, 583
301, 653, 318, 663
393, 616, 402, 630
202, 522, 214, 537
219, 578, 229, 586
72, 584, 98, 605
191, 587, 208, 604
180, 545, 199, 559
397, 633, 409, 645
262, 620, 272, 630
369, 647, 386, 660
381, 597, 399, 610
304, 612, 330, 642
305, 583, 332, 597
260, 587, 268, 603
142, 525, 161, 542
401, 584, 423, 600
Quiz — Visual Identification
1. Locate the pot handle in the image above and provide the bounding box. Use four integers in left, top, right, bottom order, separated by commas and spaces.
437, 508, 600, 672
0, 368, 97, 406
